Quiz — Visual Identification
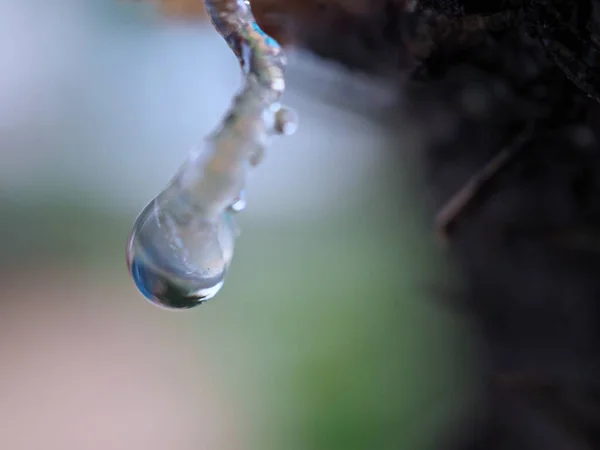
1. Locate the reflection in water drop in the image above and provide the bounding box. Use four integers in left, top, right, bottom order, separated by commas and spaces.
126, 196, 237, 310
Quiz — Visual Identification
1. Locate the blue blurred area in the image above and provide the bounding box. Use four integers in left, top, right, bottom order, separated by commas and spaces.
0, 1, 474, 449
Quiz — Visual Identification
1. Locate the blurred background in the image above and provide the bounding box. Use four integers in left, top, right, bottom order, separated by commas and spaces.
0, 0, 476, 448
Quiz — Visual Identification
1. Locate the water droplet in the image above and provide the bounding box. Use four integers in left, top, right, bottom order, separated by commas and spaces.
274, 107, 298, 135
229, 190, 247, 213
126, 196, 237, 310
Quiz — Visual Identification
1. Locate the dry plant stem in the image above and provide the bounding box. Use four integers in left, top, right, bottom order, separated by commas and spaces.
435, 124, 533, 240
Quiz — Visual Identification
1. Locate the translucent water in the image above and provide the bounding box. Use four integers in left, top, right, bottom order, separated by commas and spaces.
126, 0, 296, 308
126, 197, 237, 309
229, 190, 247, 213
126, 141, 244, 309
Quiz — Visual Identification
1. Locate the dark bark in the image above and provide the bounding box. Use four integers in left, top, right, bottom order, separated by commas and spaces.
286, 1, 600, 448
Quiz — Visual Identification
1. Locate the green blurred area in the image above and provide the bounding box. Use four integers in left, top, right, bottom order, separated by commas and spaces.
0, 190, 473, 449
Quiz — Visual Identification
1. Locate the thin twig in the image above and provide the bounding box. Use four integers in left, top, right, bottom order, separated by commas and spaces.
436, 123, 534, 240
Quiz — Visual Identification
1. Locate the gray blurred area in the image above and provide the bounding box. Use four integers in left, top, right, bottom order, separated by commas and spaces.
0, 1, 475, 449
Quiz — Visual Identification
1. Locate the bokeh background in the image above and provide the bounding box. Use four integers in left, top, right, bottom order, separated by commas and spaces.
0, 1, 476, 448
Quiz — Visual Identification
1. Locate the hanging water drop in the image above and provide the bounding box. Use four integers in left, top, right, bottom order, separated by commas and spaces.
126, 141, 245, 310
126, 0, 297, 308
126, 201, 237, 309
